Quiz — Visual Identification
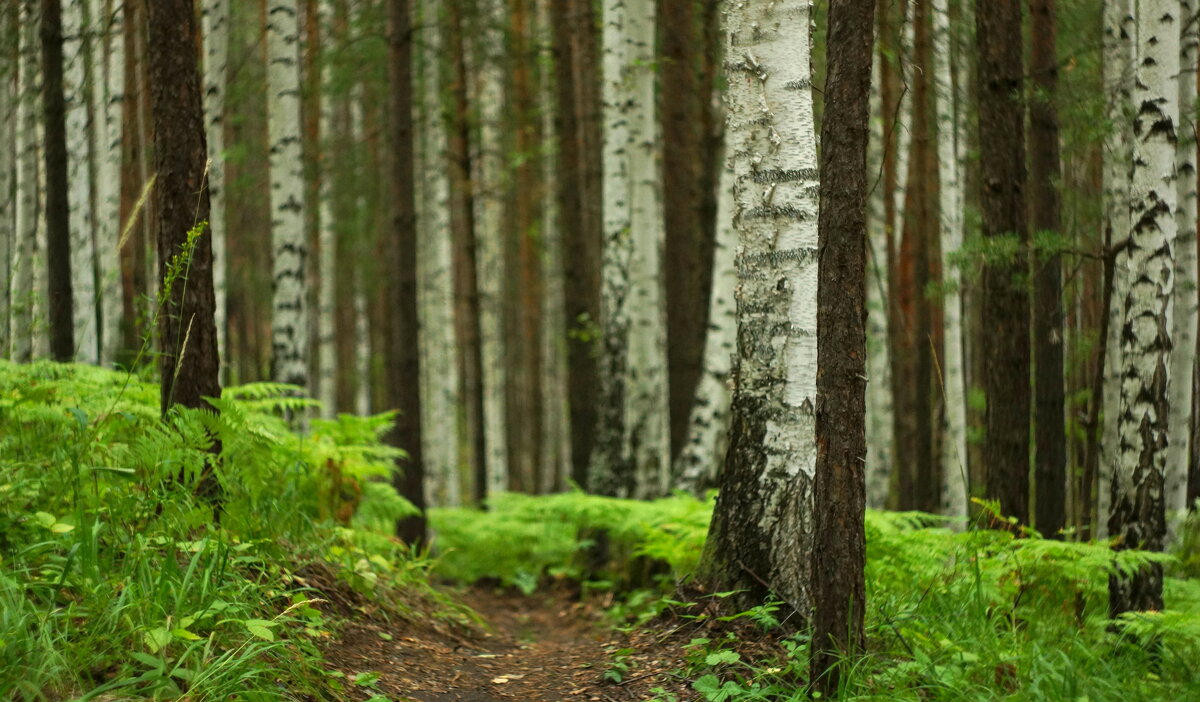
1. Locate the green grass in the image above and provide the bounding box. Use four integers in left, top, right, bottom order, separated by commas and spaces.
431, 495, 1200, 701
0, 360, 442, 700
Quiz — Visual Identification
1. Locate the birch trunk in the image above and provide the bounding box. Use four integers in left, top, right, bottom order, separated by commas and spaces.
13, 0, 40, 362
267, 0, 308, 387
673, 156, 735, 496
698, 0, 819, 617
417, 0, 460, 507
354, 285, 370, 416
932, 0, 966, 519
89, 0, 121, 366
1100, 0, 1136, 537
1108, 0, 1180, 616
890, 1, 914, 254
591, 0, 669, 499
865, 41, 893, 510
63, 0, 96, 363
1, 7, 14, 358
1168, 0, 1199, 522
314, 0, 335, 417
472, 0, 509, 496
202, 0, 229, 380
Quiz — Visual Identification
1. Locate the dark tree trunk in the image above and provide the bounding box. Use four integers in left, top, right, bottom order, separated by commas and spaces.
387, 0, 426, 544
552, 0, 602, 489
145, 0, 222, 415
1029, 0, 1066, 538
41, 0, 73, 362
811, 0, 873, 692
662, 0, 717, 463
976, 0, 1030, 526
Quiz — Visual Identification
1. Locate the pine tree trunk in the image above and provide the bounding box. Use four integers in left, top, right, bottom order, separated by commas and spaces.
698, 0, 820, 618
267, 0, 308, 388
1099, 0, 1136, 538
145, 0, 221, 416
1168, 0, 1199, 523
1030, 0, 1066, 537
202, 0, 229, 381
977, 0, 1030, 525
591, 0, 669, 499
811, 0, 873, 688
473, 0, 510, 497
42, 0, 74, 362
13, 0, 40, 362
1108, 0, 1180, 617
932, 0, 967, 520
63, 0, 96, 363
91, 0, 122, 366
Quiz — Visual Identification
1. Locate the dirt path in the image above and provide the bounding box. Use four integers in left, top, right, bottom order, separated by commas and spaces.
324, 588, 692, 701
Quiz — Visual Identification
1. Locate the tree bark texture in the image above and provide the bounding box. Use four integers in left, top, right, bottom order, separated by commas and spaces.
145, 0, 222, 415
202, 0, 230, 380
13, 0, 41, 363
386, 0, 426, 544
63, 0, 96, 364
41, 0, 74, 362
1030, 0, 1066, 537
91, 0, 123, 367
699, 0, 819, 619
1108, 0, 1180, 618
976, 0, 1030, 525
811, 0, 873, 691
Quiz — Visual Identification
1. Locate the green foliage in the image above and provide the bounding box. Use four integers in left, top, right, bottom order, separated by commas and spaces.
0, 360, 437, 700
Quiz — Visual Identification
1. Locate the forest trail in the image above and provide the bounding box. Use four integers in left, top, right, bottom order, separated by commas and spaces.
324, 588, 692, 701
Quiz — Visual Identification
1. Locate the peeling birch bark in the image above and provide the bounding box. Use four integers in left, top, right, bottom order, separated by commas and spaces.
202, 0, 229, 380
1108, 0, 1179, 616
698, 0, 819, 618
267, 0, 308, 388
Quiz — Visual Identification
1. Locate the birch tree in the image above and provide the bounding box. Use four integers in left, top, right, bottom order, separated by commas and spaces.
63, 0, 96, 363
266, 0, 308, 388
1108, 0, 1181, 617
1, 7, 14, 358
313, 0, 335, 417
698, 0, 819, 616
590, 0, 670, 499
865, 40, 893, 510
932, 0, 967, 519
12, 0, 40, 362
90, 0, 121, 366
202, 0, 229, 379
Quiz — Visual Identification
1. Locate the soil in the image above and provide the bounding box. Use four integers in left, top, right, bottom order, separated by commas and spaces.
323, 587, 696, 702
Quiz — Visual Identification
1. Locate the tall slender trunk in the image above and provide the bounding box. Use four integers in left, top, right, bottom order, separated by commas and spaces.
977, 0, 1030, 525
1030, 0, 1066, 537
1, 5, 14, 358
63, 0, 95, 362
42, 0, 74, 362
386, 0, 426, 544
267, 0, 308, 388
13, 0, 41, 362
698, 0, 820, 619
91, 0, 122, 366
1108, 0, 1180, 617
202, 0, 229, 381
473, 0, 509, 497
812, 0, 873, 689
591, 0, 669, 499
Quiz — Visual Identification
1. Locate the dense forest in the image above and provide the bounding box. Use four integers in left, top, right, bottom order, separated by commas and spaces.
2, 0, 1200, 699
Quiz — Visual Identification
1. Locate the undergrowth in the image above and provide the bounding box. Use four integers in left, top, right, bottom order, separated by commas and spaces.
432, 495, 1200, 701
0, 360, 454, 701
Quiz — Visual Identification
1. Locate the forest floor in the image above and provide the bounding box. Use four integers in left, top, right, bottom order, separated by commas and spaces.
323, 586, 696, 702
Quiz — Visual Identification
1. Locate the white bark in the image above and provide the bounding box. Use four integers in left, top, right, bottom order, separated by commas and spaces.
865, 44, 893, 510
891, 1, 915, 253
203, 0, 230, 379
1100, 0, 1136, 536
353, 285, 370, 416
673, 156, 736, 495
472, 0, 509, 496
1168, 0, 1198, 523
933, 0, 967, 519
417, 0, 461, 507
267, 0, 308, 387
88, 0, 121, 366
591, 0, 670, 499
64, 0, 97, 363
314, 0, 335, 418
1109, 0, 1180, 559
538, 0, 570, 494
1, 5, 14, 358
13, 0, 40, 362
